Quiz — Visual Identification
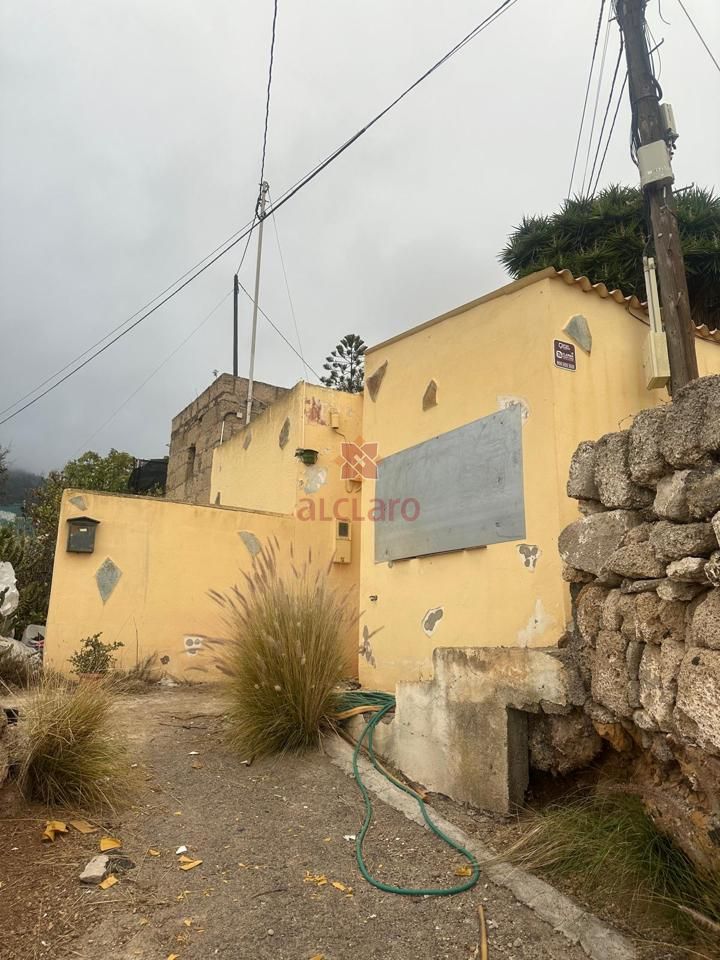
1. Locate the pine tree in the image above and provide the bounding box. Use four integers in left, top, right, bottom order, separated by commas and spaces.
320, 334, 366, 393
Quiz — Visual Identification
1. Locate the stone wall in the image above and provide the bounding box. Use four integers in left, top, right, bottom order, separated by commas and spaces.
166, 374, 288, 504
553, 375, 720, 870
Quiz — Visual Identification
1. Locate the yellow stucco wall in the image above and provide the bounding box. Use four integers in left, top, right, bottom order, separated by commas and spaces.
358, 275, 720, 691
44, 486, 359, 679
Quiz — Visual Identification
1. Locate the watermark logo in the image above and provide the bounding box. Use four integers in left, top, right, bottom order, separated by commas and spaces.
338, 438, 379, 480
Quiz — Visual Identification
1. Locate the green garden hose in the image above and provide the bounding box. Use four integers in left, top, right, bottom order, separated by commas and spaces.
337, 691, 480, 897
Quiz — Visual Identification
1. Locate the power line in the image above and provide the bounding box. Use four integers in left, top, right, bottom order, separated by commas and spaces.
236, 279, 322, 381
676, 0, 720, 74
268, 189, 307, 378
0, 0, 522, 428
568, 0, 607, 197
0, 216, 256, 421
580, 5, 612, 196
587, 37, 625, 195
589, 71, 629, 197
258, 0, 279, 203
75, 289, 233, 454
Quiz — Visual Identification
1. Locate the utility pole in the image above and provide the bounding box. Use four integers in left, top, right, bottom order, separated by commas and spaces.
246, 181, 269, 424
616, 0, 698, 392
232, 272, 239, 377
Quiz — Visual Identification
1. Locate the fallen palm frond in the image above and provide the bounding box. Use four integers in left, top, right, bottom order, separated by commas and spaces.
210, 537, 352, 758
16, 676, 132, 809
503, 794, 720, 948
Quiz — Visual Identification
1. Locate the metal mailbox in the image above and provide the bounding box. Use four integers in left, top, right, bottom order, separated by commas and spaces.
66, 516, 100, 553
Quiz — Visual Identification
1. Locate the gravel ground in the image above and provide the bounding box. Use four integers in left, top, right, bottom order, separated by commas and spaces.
0, 688, 626, 960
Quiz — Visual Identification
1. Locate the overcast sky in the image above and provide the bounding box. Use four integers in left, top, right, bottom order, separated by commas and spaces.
1, 0, 718, 473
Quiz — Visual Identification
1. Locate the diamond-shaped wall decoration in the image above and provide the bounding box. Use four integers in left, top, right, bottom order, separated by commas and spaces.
563, 314, 592, 354
95, 557, 122, 604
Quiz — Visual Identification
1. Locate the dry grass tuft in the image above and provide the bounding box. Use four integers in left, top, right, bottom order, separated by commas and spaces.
0, 645, 40, 689
504, 794, 720, 948
17, 676, 132, 809
210, 538, 352, 758
110, 653, 161, 693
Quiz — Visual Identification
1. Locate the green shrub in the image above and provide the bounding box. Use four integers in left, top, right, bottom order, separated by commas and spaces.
69, 633, 123, 674
17, 677, 131, 809
210, 539, 351, 757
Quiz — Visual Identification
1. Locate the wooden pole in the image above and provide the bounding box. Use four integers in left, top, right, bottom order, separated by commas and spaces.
616, 0, 699, 392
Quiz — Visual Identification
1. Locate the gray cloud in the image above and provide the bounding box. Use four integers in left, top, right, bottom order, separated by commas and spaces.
1, 0, 718, 473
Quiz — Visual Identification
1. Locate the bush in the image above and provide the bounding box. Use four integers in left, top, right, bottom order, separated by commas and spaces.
210, 539, 351, 757
17, 677, 131, 809
69, 633, 123, 675
505, 794, 720, 946
110, 654, 160, 693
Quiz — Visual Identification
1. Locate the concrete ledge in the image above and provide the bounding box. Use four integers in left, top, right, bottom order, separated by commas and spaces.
325, 734, 636, 960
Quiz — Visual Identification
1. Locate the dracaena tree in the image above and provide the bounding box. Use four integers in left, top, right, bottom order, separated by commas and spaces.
320, 334, 367, 394
499, 185, 720, 330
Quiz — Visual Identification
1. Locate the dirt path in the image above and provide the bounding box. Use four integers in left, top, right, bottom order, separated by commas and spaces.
2, 688, 613, 960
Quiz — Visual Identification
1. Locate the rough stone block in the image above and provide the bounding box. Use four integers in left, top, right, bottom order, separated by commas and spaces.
620, 522, 653, 545
567, 440, 599, 500
687, 589, 720, 649
561, 562, 594, 584
620, 577, 665, 594
603, 543, 665, 579
558, 510, 641, 577
666, 557, 710, 583
649, 520, 717, 562
685, 465, 720, 520
626, 640, 643, 679
577, 499, 607, 516
628, 406, 669, 485
713, 511, 720, 548
528, 712, 602, 776
657, 579, 707, 602
675, 648, 720, 754
627, 679, 642, 709
634, 592, 685, 645
601, 590, 623, 631
79, 854, 110, 884
706, 552, 720, 588
660, 375, 720, 468
594, 432, 653, 509
653, 471, 691, 521
591, 630, 632, 717
575, 583, 609, 642
639, 640, 685, 731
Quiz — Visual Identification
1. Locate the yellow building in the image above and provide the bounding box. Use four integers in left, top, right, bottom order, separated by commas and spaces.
44, 269, 720, 687
357, 268, 719, 690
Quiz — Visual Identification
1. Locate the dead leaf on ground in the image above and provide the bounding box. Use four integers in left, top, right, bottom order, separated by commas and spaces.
42, 820, 68, 842
331, 881, 352, 893
182, 918, 193, 927
69, 819, 98, 834
309, 955, 326, 960
167, 955, 180, 960
99, 875, 119, 890
454, 866, 473, 878
99, 836, 122, 852
179, 858, 203, 871
191, 761, 204, 769
304, 872, 328, 886
147, 848, 161, 857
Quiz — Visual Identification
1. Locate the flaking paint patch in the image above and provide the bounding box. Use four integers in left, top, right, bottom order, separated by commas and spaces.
517, 544, 541, 571
184, 635, 204, 656
303, 465, 328, 494
95, 557, 122, 604
422, 606, 444, 637
239, 530, 261, 556
304, 396, 328, 425
496, 395, 529, 424
518, 599, 555, 647
69, 495, 87, 510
